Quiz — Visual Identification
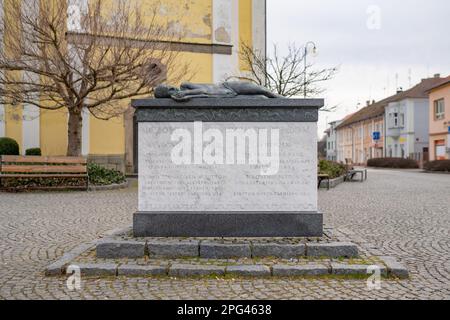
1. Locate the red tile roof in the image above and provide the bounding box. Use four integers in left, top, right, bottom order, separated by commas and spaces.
427, 75, 450, 92
336, 77, 445, 129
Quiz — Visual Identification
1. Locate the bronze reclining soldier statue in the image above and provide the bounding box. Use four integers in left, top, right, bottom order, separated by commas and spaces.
154, 81, 283, 102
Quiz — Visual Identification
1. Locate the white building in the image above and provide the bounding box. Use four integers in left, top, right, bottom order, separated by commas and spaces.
385, 76, 443, 159
325, 120, 341, 161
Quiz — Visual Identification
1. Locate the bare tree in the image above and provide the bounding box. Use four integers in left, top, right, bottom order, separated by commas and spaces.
236, 43, 338, 102
0, 0, 190, 156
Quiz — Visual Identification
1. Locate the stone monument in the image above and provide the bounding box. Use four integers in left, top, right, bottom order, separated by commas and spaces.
132, 82, 324, 237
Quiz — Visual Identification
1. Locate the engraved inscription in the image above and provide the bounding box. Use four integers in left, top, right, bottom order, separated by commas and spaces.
138, 122, 318, 212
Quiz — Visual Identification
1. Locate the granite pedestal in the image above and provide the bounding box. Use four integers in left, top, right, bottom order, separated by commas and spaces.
132, 97, 324, 237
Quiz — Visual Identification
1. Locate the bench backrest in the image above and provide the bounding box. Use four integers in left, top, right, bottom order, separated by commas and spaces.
0, 156, 87, 175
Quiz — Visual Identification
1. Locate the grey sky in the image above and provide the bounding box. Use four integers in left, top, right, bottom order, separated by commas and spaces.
267, 0, 450, 136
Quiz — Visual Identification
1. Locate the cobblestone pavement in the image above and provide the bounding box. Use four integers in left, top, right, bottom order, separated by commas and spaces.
0, 170, 449, 300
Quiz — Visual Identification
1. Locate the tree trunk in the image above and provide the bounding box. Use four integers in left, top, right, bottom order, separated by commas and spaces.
67, 109, 83, 157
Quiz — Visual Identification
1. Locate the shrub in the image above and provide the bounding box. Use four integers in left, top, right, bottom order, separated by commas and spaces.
367, 158, 419, 169
25, 148, 42, 156
87, 163, 126, 186
423, 160, 450, 172
0, 137, 20, 155
319, 160, 347, 179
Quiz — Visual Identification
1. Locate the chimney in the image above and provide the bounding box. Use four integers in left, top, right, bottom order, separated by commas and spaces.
366, 100, 371, 106
396, 87, 403, 94
434, 73, 441, 78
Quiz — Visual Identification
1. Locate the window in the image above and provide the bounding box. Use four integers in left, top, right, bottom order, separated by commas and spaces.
435, 140, 446, 160
434, 99, 445, 120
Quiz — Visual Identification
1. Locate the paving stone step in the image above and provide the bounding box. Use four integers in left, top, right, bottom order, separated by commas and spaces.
52, 262, 396, 279
93, 239, 359, 259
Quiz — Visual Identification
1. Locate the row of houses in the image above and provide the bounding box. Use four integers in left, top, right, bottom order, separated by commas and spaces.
325, 74, 450, 164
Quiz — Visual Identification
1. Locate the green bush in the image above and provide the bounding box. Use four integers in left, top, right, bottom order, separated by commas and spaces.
87, 163, 126, 186
319, 160, 347, 179
367, 158, 419, 169
0, 137, 20, 155
423, 160, 450, 172
25, 148, 42, 156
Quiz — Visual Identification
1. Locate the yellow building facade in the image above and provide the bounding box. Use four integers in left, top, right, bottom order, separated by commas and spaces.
0, 0, 267, 173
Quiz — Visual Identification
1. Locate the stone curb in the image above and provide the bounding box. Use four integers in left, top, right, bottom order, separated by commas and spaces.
319, 176, 345, 189
306, 242, 359, 258
169, 264, 226, 277
118, 264, 168, 276
92, 238, 359, 260
272, 264, 329, 276
50, 261, 399, 278
200, 242, 251, 259
88, 181, 129, 192
225, 265, 271, 277
378, 256, 409, 279
45, 241, 98, 276
252, 243, 306, 259
77, 263, 118, 276
96, 240, 146, 259
331, 263, 387, 276
148, 240, 199, 258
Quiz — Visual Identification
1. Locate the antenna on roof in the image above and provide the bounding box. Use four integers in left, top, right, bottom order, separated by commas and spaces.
408, 68, 412, 88
395, 73, 399, 91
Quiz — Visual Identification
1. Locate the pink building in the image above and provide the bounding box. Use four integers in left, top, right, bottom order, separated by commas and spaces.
428, 76, 450, 160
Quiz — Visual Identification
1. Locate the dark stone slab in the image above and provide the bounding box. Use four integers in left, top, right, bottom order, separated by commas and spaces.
77, 263, 118, 276
133, 212, 323, 237
96, 240, 146, 259
200, 242, 251, 259
147, 240, 199, 258
379, 256, 409, 279
272, 264, 329, 276
225, 265, 271, 277
168, 264, 226, 277
252, 243, 306, 258
132, 98, 323, 123
331, 263, 387, 276
117, 264, 168, 276
306, 242, 358, 258
45, 242, 96, 276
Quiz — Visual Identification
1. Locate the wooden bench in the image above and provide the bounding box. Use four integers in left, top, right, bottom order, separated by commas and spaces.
318, 174, 331, 190
0, 156, 88, 191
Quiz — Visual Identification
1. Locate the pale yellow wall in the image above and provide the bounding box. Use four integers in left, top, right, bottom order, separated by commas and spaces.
97, 0, 213, 44
40, 109, 68, 156
88, 50, 213, 156
2, 0, 241, 157
89, 113, 125, 155
239, 0, 253, 71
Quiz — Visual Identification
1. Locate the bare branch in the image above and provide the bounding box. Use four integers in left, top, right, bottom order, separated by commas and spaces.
0, 0, 191, 156
237, 42, 338, 99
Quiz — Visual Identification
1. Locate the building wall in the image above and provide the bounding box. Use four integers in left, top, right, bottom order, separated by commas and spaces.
337, 115, 384, 164
386, 98, 429, 158
1, 0, 265, 172
325, 121, 341, 161
429, 83, 450, 160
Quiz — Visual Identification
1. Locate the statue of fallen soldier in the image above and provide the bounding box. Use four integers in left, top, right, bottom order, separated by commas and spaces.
154, 81, 283, 101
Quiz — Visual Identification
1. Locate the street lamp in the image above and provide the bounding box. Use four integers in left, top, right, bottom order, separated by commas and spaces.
304, 41, 318, 98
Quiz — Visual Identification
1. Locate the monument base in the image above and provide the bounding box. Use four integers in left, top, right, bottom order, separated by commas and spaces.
133, 212, 323, 237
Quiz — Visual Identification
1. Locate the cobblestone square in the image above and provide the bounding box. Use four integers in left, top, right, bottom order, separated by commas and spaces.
0, 169, 449, 300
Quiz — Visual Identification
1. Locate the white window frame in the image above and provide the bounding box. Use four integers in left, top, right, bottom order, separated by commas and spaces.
434, 99, 445, 120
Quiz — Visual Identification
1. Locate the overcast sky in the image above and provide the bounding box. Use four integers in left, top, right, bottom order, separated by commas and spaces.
267, 0, 450, 136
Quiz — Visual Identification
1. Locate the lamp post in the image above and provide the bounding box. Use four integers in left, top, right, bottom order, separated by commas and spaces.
304, 41, 318, 98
